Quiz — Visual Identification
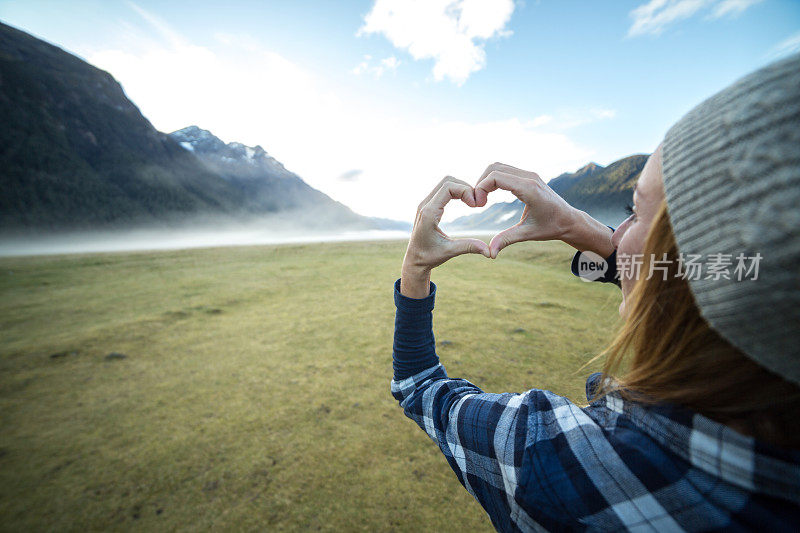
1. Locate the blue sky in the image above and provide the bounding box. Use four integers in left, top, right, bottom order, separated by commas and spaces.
1, 0, 799, 221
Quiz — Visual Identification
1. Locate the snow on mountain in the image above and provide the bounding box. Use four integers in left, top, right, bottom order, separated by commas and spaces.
496, 210, 517, 223
169, 126, 301, 182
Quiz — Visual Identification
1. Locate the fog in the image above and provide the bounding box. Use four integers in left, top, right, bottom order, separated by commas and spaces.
0, 228, 416, 257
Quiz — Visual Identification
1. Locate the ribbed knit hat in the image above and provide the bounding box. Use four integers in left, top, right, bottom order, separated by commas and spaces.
662, 52, 800, 386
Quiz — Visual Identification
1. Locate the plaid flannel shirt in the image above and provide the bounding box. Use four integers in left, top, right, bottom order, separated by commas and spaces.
391, 274, 800, 532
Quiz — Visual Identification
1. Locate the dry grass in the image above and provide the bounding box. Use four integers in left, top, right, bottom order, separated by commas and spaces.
0, 238, 621, 531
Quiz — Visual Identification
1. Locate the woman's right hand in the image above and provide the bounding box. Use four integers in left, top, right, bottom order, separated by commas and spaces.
400, 176, 491, 298
475, 162, 579, 258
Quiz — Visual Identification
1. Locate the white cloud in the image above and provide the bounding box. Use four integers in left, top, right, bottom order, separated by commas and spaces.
710, 0, 763, 18
351, 54, 370, 75
377, 55, 400, 77
530, 114, 553, 127
629, 0, 710, 37
357, 0, 515, 85
125, 0, 185, 47
80, 2, 607, 223
628, 0, 762, 37
352, 57, 369, 75
766, 31, 800, 61
338, 169, 363, 182
352, 54, 400, 78
555, 108, 617, 129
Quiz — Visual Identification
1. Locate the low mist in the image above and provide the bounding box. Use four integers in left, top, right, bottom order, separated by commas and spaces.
0, 224, 411, 257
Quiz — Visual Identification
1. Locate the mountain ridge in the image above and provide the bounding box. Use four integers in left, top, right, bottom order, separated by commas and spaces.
0, 22, 408, 233
0, 21, 249, 231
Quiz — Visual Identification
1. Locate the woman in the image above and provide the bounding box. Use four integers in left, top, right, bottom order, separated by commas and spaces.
391, 52, 800, 531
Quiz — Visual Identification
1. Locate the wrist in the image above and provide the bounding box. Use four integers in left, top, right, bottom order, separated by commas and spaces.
557, 206, 582, 241
400, 264, 432, 299
562, 209, 615, 257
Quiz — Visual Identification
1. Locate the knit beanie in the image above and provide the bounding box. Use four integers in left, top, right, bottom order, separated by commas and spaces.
662, 52, 800, 386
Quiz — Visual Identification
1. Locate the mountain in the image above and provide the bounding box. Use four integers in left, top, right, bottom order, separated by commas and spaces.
169, 124, 340, 216
0, 22, 250, 231
168, 126, 407, 231
0, 22, 408, 233
554, 155, 649, 218
444, 154, 648, 231
548, 162, 604, 194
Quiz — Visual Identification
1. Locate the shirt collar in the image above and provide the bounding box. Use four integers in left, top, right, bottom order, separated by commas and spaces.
586, 373, 800, 503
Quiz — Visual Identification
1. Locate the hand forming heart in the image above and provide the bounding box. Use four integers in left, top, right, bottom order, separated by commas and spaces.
399, 163, 579, 298
474, 162, 578, 258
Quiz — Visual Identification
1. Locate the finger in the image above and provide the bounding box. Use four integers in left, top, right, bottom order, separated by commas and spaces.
418, 176, 474, 214
448, 237, 490, 259
420, 182, 477, 225
489, 223, 529, 259
477, 162, 525, 184
476, 163, 538, 206
475, 170, 526, 206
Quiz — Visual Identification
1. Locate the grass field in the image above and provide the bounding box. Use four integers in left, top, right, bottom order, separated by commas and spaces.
0, 238, 621, 531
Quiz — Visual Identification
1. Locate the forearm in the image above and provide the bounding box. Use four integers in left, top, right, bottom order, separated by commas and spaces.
561, 209, 615, 258
389, 277, 537, 532
392, 278, 439, 381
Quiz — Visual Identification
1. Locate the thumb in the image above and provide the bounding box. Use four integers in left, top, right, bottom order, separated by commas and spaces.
489, 224, 528, 259
449, 238, 491, 259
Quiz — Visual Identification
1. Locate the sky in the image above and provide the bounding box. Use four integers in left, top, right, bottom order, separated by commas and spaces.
1, 0, 799, 222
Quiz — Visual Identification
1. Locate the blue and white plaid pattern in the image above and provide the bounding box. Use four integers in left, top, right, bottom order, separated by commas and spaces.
391, 367, 800, 531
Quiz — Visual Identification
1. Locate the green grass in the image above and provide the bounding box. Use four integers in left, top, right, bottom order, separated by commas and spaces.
0, 238, 621, 531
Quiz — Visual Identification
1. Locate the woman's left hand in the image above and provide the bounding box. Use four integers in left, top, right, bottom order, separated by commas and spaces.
400, 177, 490, 298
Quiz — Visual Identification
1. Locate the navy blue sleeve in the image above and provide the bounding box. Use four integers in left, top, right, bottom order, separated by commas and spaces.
392, 278, 439, 381
570, 226, 620, 287
389, 277, 541, 531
